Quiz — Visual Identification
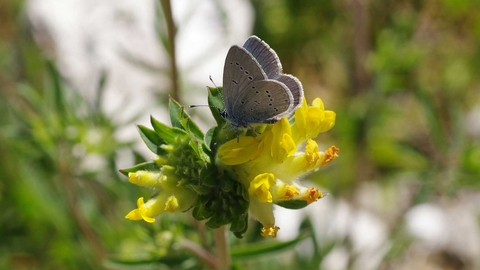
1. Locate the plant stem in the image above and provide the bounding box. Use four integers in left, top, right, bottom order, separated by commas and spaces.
160, 0, 180, 102
180, 238, 218, 269
214, 226, 230, 270
57, 143, 105, 264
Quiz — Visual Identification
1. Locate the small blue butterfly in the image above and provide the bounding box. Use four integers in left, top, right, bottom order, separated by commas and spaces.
220, 36, 304, 134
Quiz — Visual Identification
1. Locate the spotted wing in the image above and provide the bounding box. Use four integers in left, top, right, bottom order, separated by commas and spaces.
230, 80, 294, 125
223, 45, 267, 116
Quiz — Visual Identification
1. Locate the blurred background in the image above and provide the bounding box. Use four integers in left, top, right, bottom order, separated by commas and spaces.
1, 0, 480, 269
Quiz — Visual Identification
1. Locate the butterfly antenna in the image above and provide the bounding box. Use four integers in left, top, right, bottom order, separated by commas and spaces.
189, 104, 211, 108
189, 76, 223, 109
209, 75, 224, 101
209, 75, 218, 88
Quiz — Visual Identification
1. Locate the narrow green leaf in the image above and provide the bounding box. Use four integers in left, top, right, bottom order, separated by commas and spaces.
119, 161, 160, 176
231, 234, 311, 258
137, 125, 167, 155
108, 254, 190, 266
179, 116, 204, 141
169, 97, 184, 129
94, 70, 108, 113
416, 90, 447, 150
169, 98, 205, 140
150, 115, 187, 144
188, 139, 210, 163
45, 60, 65, 116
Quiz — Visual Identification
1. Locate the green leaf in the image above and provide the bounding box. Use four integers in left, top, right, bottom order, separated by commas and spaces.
188, 140, 210, 163
205, 214, 229, 228
168, 97, 185, 130
230, 214, 248, 233
192, 203, 213, 220
45, 60, 65, 116
189, 185, 212, 195
207, 86, 226, 126
108, 254, 190, 267
275, 199, 310, 209
205, 127, 215, 148
231, 234, 311, 258
206, 126, 225, 154
150, 115, 187, 144
137, 125, 167, 155
180, 116, 205, 141
169, 98, 205, 141
119, 161, 160, 176
221, 176, 234, 192
199, 166, 217, 187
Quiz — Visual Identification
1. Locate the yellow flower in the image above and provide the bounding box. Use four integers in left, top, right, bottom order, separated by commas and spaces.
164, 196, 180, 213
217, 97, 338, 237
305, 139, 320, 170
292, 98, 336, 143
261, 225, 280, 238
249, 173, 275, 203
270, 118, 296, 162
217, 136, 261, 165
125, 197, 158, 223
125, 169, 198, 223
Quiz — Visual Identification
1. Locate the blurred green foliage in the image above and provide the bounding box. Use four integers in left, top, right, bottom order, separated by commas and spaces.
1, 0, 480, 269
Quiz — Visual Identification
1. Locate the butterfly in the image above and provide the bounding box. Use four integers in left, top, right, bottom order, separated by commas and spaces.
220, 36, 304, 135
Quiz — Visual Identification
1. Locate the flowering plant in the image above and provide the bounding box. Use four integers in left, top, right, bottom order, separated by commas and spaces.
120, 86, 338, 238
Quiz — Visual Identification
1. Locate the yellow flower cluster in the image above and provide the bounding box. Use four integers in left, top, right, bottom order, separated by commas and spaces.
125, 167, 198, 223
217, 98, 338, 237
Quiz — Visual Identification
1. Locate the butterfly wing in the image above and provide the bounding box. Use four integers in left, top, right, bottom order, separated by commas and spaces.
243, 36, 304, 109
277, 74, 304, 109
229, 80, 294, 125
243, 36, 282, 79
223, 45, 267, 122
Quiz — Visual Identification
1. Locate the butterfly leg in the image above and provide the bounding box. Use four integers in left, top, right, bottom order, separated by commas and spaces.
246, 123, 261, 136
223, 123, 241, 142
